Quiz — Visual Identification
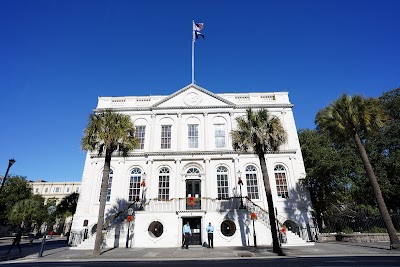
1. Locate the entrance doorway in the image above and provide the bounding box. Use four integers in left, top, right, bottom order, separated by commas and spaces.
182, 217, 202, 245
186, 179, 201, 209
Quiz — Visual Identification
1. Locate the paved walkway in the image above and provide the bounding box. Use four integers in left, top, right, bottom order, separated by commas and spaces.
1, 237, 400, 264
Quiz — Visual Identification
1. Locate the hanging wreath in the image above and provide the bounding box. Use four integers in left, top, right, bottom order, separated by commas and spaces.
186, 196, 199, 207
251, 212, 257, 220
238, 179, 243, 185
141, 180, 146, 187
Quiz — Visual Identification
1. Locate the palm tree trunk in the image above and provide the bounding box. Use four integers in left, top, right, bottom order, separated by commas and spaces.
353, 132, 400, 249
93, 151, 112, 256
258, 153, 283, 255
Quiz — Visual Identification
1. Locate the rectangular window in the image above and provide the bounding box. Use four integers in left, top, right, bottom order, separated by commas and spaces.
66, 187, 70, 193
54, 187, 61, 193
45, 188, 48, 193
161, 125, 172, 149
35, 188, 39, 193
75, 187, 79, 193
217, 173, 229, 199
188, 124, 199, 148
128, 175, 141, 202
246, 173, 260, 199
136, 126, 146, 149
158, 174, 170, 200
214, 124, 226, 148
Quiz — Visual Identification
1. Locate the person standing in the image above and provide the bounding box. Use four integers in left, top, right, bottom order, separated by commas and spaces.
7, 228, 22, 254
182, 222, 191, 249
206, 222, 214, 248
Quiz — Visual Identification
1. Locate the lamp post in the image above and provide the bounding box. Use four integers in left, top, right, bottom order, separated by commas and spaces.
237, 170, 245, 209
0, 158, 16, 194
125, 208, 134, 248
251, 212, 257, 247
38, 205, 56, 257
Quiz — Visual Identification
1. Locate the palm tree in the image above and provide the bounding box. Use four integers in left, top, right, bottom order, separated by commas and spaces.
231, 108, 287, 255
82, 109, 139, 256
315, 94, 400, 249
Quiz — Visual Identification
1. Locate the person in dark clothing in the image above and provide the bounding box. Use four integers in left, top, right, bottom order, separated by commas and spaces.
7, 228, 22, 254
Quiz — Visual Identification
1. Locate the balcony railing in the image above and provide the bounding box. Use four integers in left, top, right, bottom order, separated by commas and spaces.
141, 197, 245, 212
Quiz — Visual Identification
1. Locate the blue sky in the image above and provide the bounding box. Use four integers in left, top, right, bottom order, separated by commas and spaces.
1, 0, 399, 183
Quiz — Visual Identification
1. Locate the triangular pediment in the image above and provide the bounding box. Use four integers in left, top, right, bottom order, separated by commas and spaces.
152, 84, 235, 108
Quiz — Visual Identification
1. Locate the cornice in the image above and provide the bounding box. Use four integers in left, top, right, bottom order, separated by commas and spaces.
94, 104, 294, 113
90, 149, 297, 158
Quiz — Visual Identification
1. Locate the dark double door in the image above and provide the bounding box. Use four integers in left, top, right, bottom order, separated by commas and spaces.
186, 179, 201, 209
182, 217, 202, 245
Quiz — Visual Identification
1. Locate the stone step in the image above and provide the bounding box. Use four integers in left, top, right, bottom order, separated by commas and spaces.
70, 238, 95, 250
282, 231, 315, 247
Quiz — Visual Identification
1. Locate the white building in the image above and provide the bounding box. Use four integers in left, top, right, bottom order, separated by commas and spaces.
30, 180, 81, 204
71, 84, 315, 249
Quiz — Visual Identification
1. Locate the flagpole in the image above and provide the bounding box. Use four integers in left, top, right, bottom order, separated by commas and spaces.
192, 20, 195, 84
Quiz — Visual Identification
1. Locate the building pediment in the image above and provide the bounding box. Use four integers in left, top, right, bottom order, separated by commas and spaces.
152, 84, 235, 108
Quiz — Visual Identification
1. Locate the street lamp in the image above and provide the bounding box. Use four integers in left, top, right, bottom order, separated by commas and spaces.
237, 170, 245, 209
251, 212, 257, 247
0, 158, 16, 194
38, 205, 56, 257
125, 208, 134, 248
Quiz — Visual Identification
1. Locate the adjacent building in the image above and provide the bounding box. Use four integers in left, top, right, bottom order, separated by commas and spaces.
30, 180, 81, 204
70, 84, 315, 249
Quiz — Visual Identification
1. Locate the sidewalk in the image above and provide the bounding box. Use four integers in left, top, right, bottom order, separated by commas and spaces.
1, 238, 400, 263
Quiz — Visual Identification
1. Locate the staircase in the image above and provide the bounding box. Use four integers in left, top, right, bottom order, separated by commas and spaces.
70, 235, 95, 250
244, 199, 314, 247
282, 231, 314, 247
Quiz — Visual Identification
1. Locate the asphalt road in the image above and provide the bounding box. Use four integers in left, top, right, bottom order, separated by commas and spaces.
2, 256, 400, 267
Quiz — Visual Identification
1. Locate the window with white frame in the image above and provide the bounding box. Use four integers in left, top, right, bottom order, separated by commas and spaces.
158, 167, 170, 200
274, 164, 289, 198
75, 187, 79, 193
187, 167, 200, 174
35, 188, 39, 193
245, 165, 259, 199
66, 187, 70, 193
214, 124, 226, 148
99, 170, 113, 202
136, 126, 146, 149
129, 168, 142, 202
188, 124, 199, 148
106, 170, 113, 202
53, 187, 61, 193
45, 188, 48, 193
161, 125, 172, 149
217, 166, 229, 199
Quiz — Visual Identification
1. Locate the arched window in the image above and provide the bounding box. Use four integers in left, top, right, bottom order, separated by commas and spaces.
129, 168, 142, 202
187, 167, 200, 174
106, 169, 113, 202
217, 166, 229, 199
99, 169, 113, 202
158, 167, 170, 200
245, 165, 259, 199
274, 164, 289, 198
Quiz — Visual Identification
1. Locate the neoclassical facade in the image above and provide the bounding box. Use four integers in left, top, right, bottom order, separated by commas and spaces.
71, 84, 315, 249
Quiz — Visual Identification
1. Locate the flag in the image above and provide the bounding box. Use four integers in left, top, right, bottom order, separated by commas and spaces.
193, 22, 205, 40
